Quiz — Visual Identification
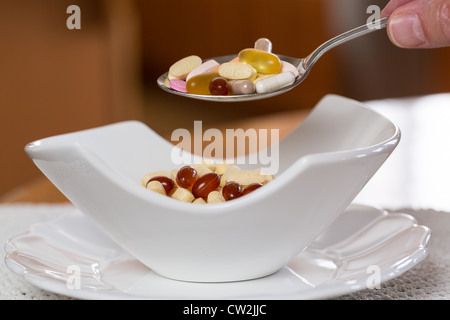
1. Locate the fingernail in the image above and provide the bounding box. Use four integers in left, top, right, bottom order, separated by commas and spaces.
389, 13, 426, 48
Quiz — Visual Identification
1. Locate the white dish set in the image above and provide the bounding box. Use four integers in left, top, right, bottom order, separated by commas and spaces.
5, 95, 431, 298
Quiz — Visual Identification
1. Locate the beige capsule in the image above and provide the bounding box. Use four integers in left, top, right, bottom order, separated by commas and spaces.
193, 197, 207, 204
230, 80, 256, 95
227, 169, 266, 186
199, 160, 216, 172
207, 191, 225, 203
171, 187, 195, 202
215, 163, 232, 176
146, 180, 167, 196
170, 169, 178, 182
192, 164, 212, 177
220, 165, 242, 187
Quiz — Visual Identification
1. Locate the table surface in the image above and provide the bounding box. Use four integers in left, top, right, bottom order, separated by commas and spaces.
2, 93, 450, 300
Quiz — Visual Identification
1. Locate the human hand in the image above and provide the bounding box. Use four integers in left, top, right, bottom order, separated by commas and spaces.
382, 0, 450, 48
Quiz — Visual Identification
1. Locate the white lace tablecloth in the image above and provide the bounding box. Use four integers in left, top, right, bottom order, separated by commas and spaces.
1, 203, 450, 300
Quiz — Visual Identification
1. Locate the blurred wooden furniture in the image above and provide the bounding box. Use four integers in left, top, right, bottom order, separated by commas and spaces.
2, 0, 450, 202
0, 178, 69, 203
0, 0, 144, 198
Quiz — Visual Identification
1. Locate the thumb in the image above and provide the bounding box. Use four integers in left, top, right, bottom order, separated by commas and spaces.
387, 0, 450, 48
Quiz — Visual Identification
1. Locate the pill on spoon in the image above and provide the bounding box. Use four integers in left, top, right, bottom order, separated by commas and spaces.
186, 72, 220, 95
229, 79, 255, 95
168, 55, 202, 80
238, 48, 282, 74
219, 62, 255, 80
169, 79, 188, 93
281, 61, 300, 77
254, 38, 272, 53
252, 73, 272, 83
255, 71, 296, 94
164, 77, 171, 88
209, 77, 230, 95
186, 59, 220, 82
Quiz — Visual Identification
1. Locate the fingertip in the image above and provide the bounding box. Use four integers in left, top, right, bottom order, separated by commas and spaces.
387, 12, 426, 48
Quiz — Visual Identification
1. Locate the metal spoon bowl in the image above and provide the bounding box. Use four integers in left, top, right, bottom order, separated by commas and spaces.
157, 54, 303, 102
157, 18, 388, 103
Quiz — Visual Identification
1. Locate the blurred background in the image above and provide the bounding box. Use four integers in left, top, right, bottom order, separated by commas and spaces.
1, 0, 449, 200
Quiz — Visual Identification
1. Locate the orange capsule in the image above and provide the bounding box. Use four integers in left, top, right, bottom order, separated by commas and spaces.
192, 172, 220, 199
176, 166, 198, 189
222, 181, 242, 201
148, 176, 175, 194
242, 183, 263, 196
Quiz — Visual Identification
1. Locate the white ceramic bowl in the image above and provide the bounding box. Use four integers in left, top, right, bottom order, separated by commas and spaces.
25, 94, 400, 282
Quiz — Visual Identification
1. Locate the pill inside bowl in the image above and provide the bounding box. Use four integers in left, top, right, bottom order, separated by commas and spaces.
163, 38, 298, 96
141, 163, 274, 204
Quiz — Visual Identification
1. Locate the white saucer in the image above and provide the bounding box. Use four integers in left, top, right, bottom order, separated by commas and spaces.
4, 204, 430, 300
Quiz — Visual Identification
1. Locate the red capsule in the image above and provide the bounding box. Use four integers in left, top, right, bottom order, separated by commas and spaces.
242, 183, 263, 196
176, 166, 198, 189
148, 176, 175, 194
222, 181, 242, 201
192, 172, 220, 199
209, 77, 230, 96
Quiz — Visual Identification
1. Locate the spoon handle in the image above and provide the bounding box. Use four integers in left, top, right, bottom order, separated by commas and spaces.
302, 17, 389, 72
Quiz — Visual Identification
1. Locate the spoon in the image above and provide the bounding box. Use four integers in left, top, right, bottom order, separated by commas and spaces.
157, 17, 389, 102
